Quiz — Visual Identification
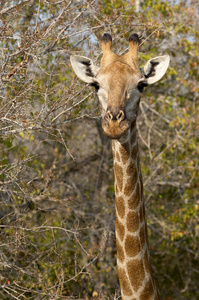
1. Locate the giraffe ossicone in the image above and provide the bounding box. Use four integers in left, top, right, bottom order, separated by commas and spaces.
70, 33, 170, 300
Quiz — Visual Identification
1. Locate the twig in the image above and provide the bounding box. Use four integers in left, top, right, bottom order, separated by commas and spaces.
0, 0, 29, 15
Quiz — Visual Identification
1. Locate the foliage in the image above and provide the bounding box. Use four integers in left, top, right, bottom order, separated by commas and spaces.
0, 0, 198, 299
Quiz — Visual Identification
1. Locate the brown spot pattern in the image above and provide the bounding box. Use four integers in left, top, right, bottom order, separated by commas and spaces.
116, 196, 125, 219
125, 234, 140, 257
117, 266, 132, 296
131, 144, 138, 160
126, 163, 136, 177
116, 238, 125, 263
114, 163, 123, 191
124, 173, 138, 197
120, 143, 130, 164
111, 124, 156, 299
128, 183, 140, 210
127, 259, 145, 292
140, 279, 154, 300
115, 217, 125, 241
126, 211, 139, 232
140, 224, 146, 249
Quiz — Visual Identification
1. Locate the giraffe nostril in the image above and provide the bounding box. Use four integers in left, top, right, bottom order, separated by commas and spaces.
116, 110, 125, 121
107, 111, 113, 121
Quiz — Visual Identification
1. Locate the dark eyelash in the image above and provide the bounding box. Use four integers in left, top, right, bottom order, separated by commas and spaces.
137, 82, 148, 93
90, 82, 100, 92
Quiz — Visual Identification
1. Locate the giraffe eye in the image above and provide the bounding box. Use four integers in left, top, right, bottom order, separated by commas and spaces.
137, 81, 148, 93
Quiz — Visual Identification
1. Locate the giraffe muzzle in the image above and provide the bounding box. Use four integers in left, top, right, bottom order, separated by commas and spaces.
102, 109, 130, 139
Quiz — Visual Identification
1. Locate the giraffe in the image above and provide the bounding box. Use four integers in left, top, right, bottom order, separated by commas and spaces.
70, 33, 170, 300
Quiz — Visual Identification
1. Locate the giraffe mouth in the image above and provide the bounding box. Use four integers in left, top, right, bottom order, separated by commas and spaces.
102, 119, 130, 139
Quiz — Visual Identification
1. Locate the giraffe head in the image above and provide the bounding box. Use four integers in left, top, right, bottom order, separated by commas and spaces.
70, 33, 170, 139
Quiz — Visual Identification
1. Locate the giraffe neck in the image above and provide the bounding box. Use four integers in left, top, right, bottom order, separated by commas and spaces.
112, 123, 159, 300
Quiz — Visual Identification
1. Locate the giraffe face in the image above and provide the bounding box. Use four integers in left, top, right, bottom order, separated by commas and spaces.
70, 34, 170, 140
95, 61, 145, 139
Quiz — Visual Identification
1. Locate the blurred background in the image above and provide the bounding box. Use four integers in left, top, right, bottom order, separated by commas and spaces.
0, 0, 198, 299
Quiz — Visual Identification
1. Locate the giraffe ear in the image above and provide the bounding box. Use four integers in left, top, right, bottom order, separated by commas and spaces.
70, 55, 99, 84
143, 55, 170, 84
